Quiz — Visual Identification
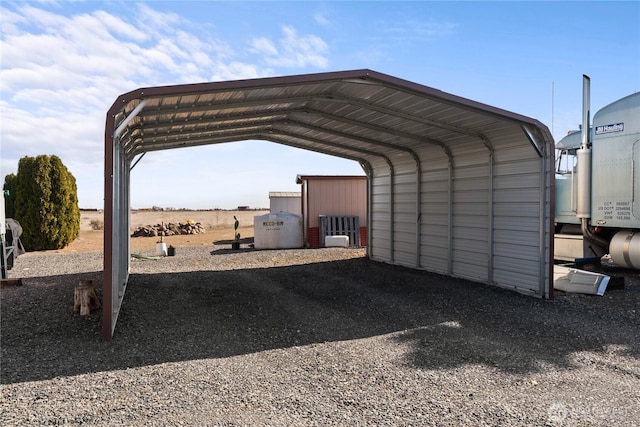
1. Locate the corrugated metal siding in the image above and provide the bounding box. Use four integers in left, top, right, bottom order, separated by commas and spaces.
370, 172, 391, 261
490, 135, 546, 294
366, 131, 550, 292
365, 132, 551, 294
419, 150, 451, 273
450, 146, 491, 282
392, 157, 419, 266
494, 147, 545, 292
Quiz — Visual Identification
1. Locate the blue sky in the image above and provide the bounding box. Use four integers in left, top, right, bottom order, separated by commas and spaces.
1, 1, 638, 209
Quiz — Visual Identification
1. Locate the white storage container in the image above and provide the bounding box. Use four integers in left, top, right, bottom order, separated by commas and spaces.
253, 212, 303, 249
325, 235, 349, 247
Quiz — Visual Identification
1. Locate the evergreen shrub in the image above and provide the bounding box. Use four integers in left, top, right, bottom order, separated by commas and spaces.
7, 155, 80, 251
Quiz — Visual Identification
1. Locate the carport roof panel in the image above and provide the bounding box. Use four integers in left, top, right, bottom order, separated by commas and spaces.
108, 69, 550, 160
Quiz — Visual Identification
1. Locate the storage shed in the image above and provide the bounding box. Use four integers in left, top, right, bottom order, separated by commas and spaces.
103, 69, 554, 341
296, 175, 367, 247
269, 191, 301, 215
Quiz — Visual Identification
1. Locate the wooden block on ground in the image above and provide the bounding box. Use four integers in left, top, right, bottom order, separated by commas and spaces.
73, 280, 101, 316
0, 278, 23, 288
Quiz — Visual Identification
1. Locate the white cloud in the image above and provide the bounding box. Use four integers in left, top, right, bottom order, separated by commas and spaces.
280, 25, 329, 68
93, 10, 148, 42
0, 100, 103, 161
0, 3, 335, 207
382, 19, 457, 42
135, 3, 185, 34
251, 37, 279, 56
252, 25, 329, 69
210, 62, 271, 81
314, 12, 330, 26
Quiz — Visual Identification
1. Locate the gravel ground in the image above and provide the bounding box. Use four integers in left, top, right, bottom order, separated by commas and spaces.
1, 246, 639, 426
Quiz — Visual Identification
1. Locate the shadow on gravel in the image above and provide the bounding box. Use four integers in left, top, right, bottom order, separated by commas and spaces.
212, 237, 254, 246
2, 258, 639, 384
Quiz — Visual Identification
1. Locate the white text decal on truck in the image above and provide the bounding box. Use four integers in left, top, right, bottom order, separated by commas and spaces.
595, 122, 624, 135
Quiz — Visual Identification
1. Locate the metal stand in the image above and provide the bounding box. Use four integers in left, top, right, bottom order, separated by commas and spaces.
1, 228, 19, 279
1, 232, 8, 279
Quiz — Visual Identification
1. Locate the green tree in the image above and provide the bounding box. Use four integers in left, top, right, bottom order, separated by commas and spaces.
11, 155, 80, 251
2, 173, 17, 218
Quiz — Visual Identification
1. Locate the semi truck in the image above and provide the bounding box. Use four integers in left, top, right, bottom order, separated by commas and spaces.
554, 75, 640, 269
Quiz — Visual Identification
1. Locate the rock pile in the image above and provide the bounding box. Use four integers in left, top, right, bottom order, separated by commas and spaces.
131, 221, 206, 237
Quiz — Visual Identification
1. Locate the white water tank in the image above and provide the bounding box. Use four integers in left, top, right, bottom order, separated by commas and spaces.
253, 212, 303, 249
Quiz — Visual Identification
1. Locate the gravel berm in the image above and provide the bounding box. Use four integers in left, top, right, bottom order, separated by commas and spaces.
2, 246, 639, 426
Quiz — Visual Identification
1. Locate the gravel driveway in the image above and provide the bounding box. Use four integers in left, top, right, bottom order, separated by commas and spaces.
2, 246, 639, 426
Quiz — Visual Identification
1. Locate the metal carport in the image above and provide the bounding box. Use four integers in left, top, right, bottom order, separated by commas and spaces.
104, 69, 554, 341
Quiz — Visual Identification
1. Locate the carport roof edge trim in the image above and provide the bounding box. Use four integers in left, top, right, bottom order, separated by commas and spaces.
106, 69, 547, 130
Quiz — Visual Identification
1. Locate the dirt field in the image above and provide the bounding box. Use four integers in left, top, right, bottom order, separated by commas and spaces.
56, 209, 269, 254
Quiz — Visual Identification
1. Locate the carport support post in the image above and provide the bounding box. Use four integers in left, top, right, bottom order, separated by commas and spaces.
103, 133, 115, 341
360, 160, 373, 254
388, 161, 395, 263
447, 155, 454, 275
414, 155, 422, 268
481, 136, 495, 286
103, 98, 148, 341
543, 136, 554, 299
